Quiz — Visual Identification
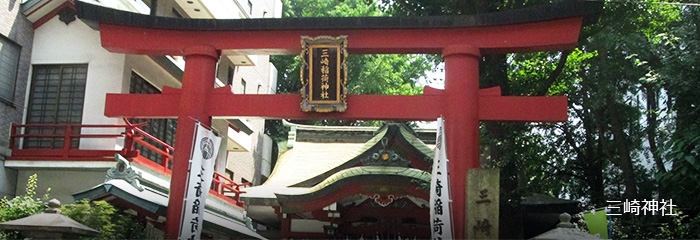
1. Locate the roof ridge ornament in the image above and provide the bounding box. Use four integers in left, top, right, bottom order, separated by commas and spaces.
363, 149, 409, 167
107, 154, 144, 191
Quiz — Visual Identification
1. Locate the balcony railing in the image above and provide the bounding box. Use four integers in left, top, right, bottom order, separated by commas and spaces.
8, 120, 246, 207
212, 171, 250, 207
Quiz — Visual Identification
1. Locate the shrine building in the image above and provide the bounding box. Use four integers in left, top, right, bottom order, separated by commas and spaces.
242, 122, 437, 238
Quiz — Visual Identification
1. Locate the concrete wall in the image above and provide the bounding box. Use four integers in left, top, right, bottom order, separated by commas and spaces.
31, 16, 180, 151
0, 0, 34, 198
15, 169, 107, 204
225, 55, 272, 185
31, 16, 125, 150
154, 0, 185, 18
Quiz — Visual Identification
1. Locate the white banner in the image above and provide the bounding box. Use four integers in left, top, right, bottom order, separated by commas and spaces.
430, 117, 453, 239
179, 123, 222, 240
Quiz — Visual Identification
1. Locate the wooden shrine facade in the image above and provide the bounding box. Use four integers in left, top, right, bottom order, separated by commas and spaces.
74, 1, 601, 238
241, 123, 435, 238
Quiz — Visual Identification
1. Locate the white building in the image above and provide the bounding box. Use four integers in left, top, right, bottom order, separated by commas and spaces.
1, 0, 281, 238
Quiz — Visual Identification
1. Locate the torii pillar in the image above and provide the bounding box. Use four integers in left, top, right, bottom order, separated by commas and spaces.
75, 1, 601, 238
166, 45, 219, 236
443, 45, 481, 236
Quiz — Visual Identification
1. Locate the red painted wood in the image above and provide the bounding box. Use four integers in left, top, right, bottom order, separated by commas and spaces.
280, 182, 429, 214
340, 223, 430, 238
132, 156, 172, 176
443, 45, 481, 239
10, 149, 119, 157
208, 94, 443, 120
105, 93, 567, 121
281, 213, 291, 239
164, 46, 219, 239
207, 189, 246, 210
98, 17, 583, 55
105, 93, 181, 118
480, 96, 568, 122
341, 205, 429, 223
32, 0, 76, 29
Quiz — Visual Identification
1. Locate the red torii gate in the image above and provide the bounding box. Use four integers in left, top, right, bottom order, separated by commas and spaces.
76, 2, 600, 238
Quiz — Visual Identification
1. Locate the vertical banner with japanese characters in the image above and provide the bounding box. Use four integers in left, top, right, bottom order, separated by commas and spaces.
430, 117, 454, 239
178, 123, 222, 240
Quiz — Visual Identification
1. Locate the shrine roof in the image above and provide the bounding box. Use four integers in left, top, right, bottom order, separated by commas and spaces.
262, 141, 368, 188
241, 123, 435, 204
275, 166, 430, 203
75, 1, 601, 31
74, 179, 265, 239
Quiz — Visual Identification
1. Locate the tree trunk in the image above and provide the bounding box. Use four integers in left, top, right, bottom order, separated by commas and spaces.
645, 84, 665, 173
586, 156, 607, 206
578, 83, 607, 206
608, 101, 639, 199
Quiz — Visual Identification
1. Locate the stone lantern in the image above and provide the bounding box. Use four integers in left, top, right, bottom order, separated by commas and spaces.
531, 212, 601, 240
0, 198, 100, 239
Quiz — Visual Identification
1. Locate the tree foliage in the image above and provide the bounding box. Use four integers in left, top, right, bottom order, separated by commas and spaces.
272, 0, 432, 97
0, 174, 146, 239
61, 199, 147, 240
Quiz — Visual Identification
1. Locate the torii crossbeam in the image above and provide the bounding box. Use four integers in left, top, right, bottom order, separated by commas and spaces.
76, 1, 600, 238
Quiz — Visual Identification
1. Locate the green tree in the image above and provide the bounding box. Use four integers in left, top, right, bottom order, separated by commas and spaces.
657, 6, 700, 237
373, 0, 699, 238
61, 199, 147, 240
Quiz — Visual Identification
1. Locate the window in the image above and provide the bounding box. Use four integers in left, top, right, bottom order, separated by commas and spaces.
227, 66, 234, 86
25, 64, 87, 148
0, 36, 21, 104
225, 169, 234, 180
241, 79, 246, 94
129, 72, 177, 165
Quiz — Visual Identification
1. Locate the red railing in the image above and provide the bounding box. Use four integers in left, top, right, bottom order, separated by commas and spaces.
9, 123, 141, 161
123, 119, 173, 170
8, 120, 246, 207
212, 172, 249, 207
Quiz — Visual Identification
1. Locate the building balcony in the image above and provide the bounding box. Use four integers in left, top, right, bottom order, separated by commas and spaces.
6, 120, 249, 208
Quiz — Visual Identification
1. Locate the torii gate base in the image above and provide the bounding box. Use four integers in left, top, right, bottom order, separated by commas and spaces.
76, 1, 599, 238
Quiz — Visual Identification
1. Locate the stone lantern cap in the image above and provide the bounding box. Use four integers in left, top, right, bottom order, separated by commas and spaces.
0, 199, 100, 237
530, 212, 601, 240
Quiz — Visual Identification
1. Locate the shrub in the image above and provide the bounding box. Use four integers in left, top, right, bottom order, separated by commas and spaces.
61, 199, 147, 239
0, 174, 50, 239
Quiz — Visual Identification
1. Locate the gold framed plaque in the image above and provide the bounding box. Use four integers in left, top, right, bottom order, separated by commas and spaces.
300, 35, 348, 112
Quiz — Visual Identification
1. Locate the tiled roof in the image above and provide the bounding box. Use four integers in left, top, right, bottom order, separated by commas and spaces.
242, 124, 435, 203
262, 142, 368, 187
